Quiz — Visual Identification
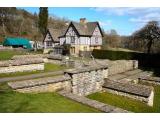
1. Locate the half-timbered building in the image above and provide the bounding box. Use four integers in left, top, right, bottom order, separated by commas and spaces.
43, 28, 62, 53
59, 18, 104, 56
43, 18, 103, 55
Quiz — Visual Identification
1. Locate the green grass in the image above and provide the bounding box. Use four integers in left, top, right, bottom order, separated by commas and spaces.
0, 83, 100, 113
102, 47, 142, 53
0, 50, 43, 61
88, 85, 160, 113
0, 63, 67, 78
0, 50, 27, 61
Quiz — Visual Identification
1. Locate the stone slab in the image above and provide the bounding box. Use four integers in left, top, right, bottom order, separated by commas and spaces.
8, 75, 71, 89
103, 80, 153, 98
58, 91, 130, 113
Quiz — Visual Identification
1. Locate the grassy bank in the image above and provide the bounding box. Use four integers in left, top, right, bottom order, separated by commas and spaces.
0, 63, 66, 78
88, 85, 160, 113
0, 50, 43, 61
0, 83, 100, 113
0, 50, 27, 61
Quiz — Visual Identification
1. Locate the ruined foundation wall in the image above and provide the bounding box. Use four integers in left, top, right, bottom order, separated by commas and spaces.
108, 60, 138, 75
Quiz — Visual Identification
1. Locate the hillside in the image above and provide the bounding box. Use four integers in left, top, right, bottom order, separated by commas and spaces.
0, 8, 68, 43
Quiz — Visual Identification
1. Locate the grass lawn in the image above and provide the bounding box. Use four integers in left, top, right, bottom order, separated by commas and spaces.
0, 63, 67, 78
102, 47, 142, 53
0, 83, 100, 113
88, 85, 160, 113
0, 50, 27, 61
0, 50, 43, 61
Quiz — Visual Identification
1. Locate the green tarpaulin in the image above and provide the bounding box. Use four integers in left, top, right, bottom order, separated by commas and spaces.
3, 37, 32, 49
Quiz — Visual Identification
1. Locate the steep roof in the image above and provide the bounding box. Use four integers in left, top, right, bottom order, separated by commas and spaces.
59, 21, 104, 37
47, 28, 66, 42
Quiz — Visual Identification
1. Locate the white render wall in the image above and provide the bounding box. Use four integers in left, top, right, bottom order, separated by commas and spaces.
59, 26, 102, 46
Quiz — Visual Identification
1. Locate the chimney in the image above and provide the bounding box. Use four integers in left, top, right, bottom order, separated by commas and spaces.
80, 18, 87, 24
65, 22, 69, 26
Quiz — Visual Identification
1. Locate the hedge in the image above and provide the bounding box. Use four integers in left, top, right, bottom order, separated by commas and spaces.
92, 49, 160, 68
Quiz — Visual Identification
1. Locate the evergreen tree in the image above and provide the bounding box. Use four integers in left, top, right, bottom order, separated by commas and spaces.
38, 7, 48, 37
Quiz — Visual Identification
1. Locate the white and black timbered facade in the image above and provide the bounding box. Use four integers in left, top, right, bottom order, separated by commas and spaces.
43, 28, 61, 49
59, 18, 103, 55
43, 18, 104, 55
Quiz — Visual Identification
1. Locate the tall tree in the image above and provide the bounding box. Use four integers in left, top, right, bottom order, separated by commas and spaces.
0, 8, 17, 35
38, 7, 48, 37
132, 21, 160, 54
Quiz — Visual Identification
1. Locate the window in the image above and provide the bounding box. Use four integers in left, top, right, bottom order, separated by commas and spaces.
46, 41, 52, 47
95, 37, 98, 43
71, 47, 75, 54
48, 36, 51, 39
71, 36, 75, 44
83, 46, 87, 51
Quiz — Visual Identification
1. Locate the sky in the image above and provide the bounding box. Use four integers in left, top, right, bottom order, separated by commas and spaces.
19, 7, 160, 36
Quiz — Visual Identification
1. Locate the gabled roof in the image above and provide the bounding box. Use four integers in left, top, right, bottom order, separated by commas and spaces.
59, 21, 104, 37
46, 28, 66, 42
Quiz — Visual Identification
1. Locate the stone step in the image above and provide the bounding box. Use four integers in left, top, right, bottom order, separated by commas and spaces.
58, 91, 130, 113
139, 76, 160, 85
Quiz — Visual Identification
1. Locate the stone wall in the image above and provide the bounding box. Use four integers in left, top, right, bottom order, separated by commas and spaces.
70, 59, 138, 75
0, 63, 44, 74
64, 65, 108, 96
108, 60, 138, 75
103, 80, 154, 106
0, 55, 44, 74
8, 65, 108, 96
8, 75, 72, 93
103, 88, 154, 106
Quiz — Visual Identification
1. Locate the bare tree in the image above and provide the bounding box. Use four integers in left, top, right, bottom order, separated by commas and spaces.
132, 21, 160, 54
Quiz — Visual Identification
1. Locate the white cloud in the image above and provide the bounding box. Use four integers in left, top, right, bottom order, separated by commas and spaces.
129, 12, 160, 25
92, 7, 160, 24
92, 7, 160, 16
99, 20, 112, 26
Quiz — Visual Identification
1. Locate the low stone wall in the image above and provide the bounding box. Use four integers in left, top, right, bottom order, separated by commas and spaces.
108, 60, 138, 75
8, 75, 71, 93
0, 46, 26, 51
0, 56, 44, 74
59, 91, 130, 113
64, 65, 108, 96
75, 59, 138, 76
0, 63, 44, 74
11, 54, 46, 60
103, 80, 154, 106
8, 65, 108, 96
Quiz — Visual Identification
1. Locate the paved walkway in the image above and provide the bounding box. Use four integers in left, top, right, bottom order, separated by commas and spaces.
58, 91, 130, 113
0, 70, 64, 83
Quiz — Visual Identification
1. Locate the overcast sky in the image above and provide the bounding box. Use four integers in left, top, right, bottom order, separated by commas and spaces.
19, 7, 160, 36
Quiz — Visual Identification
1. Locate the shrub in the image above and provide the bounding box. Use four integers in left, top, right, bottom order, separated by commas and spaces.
92, 49, 160, 68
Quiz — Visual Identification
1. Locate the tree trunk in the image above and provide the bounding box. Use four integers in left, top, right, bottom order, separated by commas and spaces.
147, 39, 153, 54
2, 20, 6, 35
